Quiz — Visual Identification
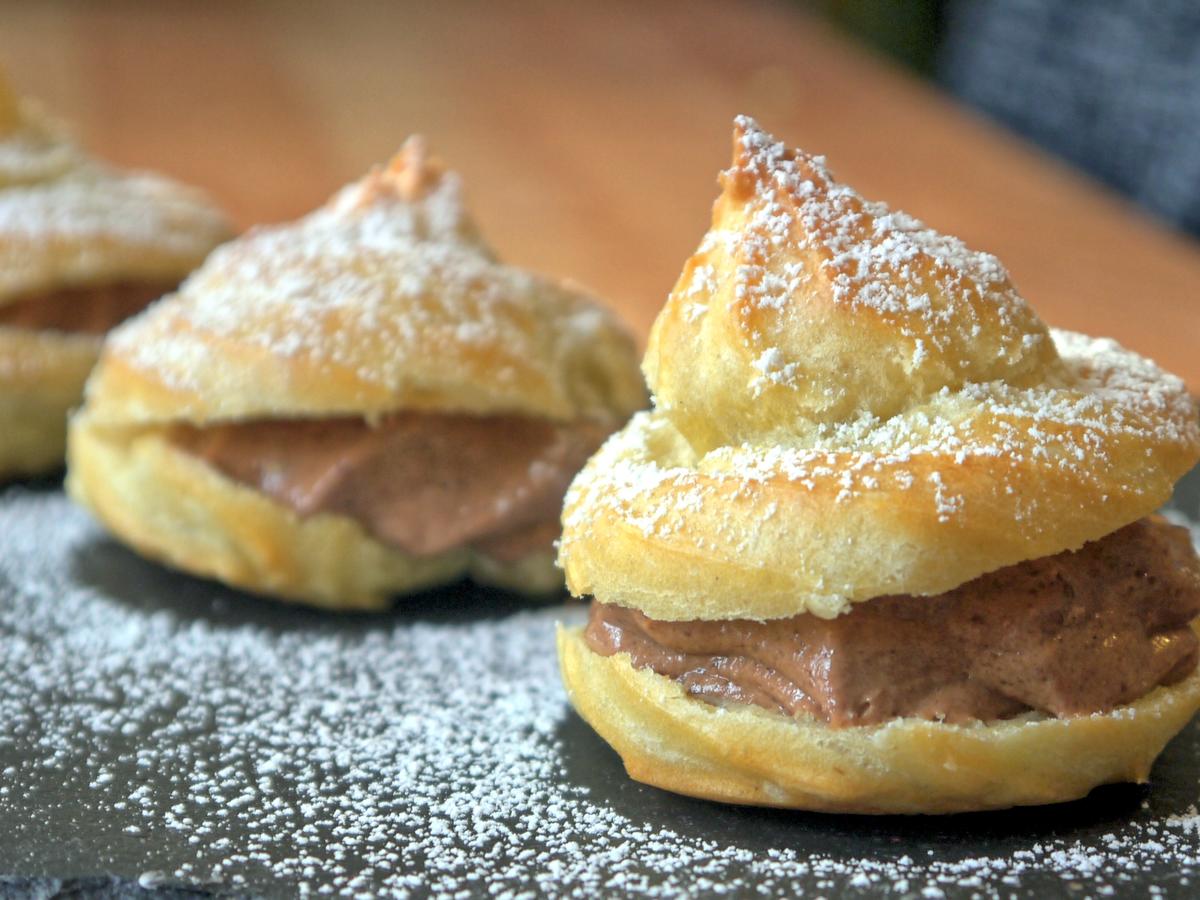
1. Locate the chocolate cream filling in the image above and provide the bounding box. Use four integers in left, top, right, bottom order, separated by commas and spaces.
586, 517, 1200, 726
0, 281, 176, 335
170, 413, 610, 562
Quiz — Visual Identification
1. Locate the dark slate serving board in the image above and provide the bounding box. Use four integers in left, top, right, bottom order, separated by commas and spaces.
0, 468, 1198, 900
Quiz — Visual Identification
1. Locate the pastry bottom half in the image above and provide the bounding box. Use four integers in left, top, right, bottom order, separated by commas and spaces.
0, 329, 99, 479
557, 624, 1200, 814
66, 414, 562, 610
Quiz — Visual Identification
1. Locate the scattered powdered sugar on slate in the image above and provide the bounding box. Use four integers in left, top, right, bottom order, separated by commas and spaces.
3, 487, 1200, 897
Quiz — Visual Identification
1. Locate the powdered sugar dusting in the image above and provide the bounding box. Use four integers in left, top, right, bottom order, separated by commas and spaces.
567, 330, 1199, 557
0, 86, 229, 301
2, 486, 1200, 895
102, 142, 629, 424
723, 115, 1044, 379
624, 121, 1200, 538
0, 169, 230, 285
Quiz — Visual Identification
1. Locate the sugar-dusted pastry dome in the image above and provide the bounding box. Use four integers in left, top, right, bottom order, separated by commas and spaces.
87, 138, 646, 428
560, 117, 1200, 621
69, 138, 645, 607
0, 69, 231, 303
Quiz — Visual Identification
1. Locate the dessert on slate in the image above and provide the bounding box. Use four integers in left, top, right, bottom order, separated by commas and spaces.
68, 139, 645, 610
557, 117, 1200, 814
0, 69, 230, 478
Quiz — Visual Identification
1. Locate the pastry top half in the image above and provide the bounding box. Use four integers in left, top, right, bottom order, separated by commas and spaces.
0, 70, 231, 308
559, 116, 1200, 622
85, 138, 646, 429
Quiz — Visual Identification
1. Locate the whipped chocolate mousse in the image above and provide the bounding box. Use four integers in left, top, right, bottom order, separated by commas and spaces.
586, 518, 1200, 727
171, 413, 610, 561
0, 281, 176, 335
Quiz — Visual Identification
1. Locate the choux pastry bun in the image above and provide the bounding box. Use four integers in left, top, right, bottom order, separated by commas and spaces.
558, 117, 1200, 813
69, 139, 645, 610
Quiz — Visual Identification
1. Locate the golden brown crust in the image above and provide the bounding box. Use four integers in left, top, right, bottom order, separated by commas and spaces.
67, 413, 562, 610
644, 120, 1057, 448
558, 625, 1200, 813
558, 119, 1200, 621
556, 116, 1200, 815
0, 329, 98, 476
84, 140, 645, 429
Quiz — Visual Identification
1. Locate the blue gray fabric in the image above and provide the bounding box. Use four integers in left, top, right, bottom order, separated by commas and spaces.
939, 0, 1200, 236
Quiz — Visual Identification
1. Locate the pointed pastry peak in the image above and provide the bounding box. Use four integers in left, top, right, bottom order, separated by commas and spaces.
724, 114, 831, 203
718, 115, 1027, 321
0, 71, 83, 187
385, 135, 448, 200
644, 116, 1058, 442
326, 136, 489, 251
333, 136, 453, 212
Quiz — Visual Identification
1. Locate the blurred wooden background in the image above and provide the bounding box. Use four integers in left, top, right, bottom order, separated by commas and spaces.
3, 0, 1198, 390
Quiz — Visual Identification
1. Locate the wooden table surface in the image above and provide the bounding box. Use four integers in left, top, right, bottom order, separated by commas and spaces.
3, 0, 1198, 391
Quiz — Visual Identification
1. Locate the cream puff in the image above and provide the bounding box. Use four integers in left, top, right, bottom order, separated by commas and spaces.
0, 70, 231, 478
557, 117, 1200, 813
67, 139, 645, 610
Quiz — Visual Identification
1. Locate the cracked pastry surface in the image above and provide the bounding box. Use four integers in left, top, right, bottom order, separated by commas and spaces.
0, 70, 231, 478
557, 116, 1200, 813
68, 138, 645, 609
